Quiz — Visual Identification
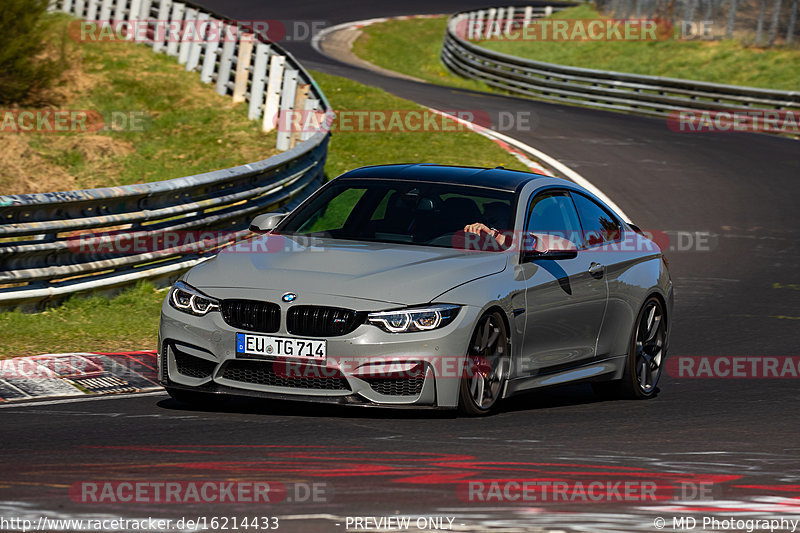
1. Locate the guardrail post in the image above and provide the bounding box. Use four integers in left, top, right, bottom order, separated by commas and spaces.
86, 0, 99, 19
99, 0, 113, 21
186, 12, 208, 71
474, 10, 485, 40
233, 33, 255, 104
215, 25, 236, 96
178, 7, 197, 64
494, 8, 505, 38
127, 0, 141, 40
113, 0, 127, 21
485, 8, 497, 39
73, 0, 85, 17
544, 6, 553, 16
300, 98, 319, 142
276, 69, 298, 151
504, 6, 515, 36
153, 0, 171, 52
62, 0, 73, 13
138, 0, 151, 19
788, 0, 798, 43
465, 12, 476, 40
523, 6, 533, 25
290, 84, 310, 148
263, 54, 286, 133
47, 1, 59, 13
200, 20, 221, 83
166, 2, 184, 57
248, 43, 271, 120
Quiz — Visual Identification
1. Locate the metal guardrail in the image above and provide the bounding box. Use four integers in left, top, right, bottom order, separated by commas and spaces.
441, 6, 800, 118
0, 0, 331, 310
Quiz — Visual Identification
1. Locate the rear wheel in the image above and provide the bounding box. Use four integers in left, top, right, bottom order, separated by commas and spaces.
458, 311, 510, 416
593, 296, 666, 400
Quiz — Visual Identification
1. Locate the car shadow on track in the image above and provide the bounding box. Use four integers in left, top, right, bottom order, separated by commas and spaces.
155, 383, 637, 419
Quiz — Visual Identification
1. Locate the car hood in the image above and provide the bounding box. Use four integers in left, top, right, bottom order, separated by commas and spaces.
184, 234, 508, 305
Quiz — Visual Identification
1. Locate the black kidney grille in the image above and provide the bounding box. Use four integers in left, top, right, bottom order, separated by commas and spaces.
287, 306, 362, 337
221, 360, 350, 391
173, 348, 217, 379
221, 299, 280, 333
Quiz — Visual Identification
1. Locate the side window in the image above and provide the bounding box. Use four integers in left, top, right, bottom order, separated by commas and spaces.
524, 191, 583, 246
571, 193, 622, 247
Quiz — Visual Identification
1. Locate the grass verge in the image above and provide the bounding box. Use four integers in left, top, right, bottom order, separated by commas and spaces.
0, 282, 168, 358
0, 66, 536, 357
352, 17, 487, 91
1, 14, 278, 195
354, 6, 799, 92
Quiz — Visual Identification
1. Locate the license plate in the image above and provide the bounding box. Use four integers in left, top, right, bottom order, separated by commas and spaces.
236, 333, 326, 362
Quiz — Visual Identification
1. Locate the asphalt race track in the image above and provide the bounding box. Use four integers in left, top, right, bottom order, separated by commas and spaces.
1, 1, 798, 532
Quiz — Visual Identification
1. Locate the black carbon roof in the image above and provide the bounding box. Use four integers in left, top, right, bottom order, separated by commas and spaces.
338, 164, 548, 192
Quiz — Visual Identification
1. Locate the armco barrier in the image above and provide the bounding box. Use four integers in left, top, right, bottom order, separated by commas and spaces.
441, 6, 800, 119
0, 0, 331, 310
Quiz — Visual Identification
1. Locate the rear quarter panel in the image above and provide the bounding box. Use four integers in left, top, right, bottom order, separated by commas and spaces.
595, 232, 672, 358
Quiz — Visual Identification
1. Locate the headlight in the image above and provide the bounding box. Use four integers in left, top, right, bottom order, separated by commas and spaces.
368, 304, 460, 333
168, 281, 219, 316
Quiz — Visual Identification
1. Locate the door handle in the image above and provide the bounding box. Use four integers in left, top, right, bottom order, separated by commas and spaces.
588, 262, 604, 279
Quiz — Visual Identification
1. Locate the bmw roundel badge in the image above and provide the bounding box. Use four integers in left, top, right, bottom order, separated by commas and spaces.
282, 292, 297, 302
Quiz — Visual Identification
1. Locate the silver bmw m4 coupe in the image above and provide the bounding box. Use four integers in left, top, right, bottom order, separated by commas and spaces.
158, 164, 673, 415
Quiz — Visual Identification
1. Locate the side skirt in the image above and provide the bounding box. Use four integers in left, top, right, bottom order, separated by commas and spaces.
503, 355, 627, 397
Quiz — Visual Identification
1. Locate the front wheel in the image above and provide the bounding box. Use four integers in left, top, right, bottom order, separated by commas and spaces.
458, 311, 510, 416
594, 296, 667, 400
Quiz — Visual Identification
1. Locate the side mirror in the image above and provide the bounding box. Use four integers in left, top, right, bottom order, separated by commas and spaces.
521, 233, 578, 262
249, 213, 287, 233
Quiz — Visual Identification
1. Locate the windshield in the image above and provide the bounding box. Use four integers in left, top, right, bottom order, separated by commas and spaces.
279, 179, 516, 250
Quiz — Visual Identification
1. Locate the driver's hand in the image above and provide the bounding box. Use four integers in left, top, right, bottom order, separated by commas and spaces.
464, 222, 507, 248
464, 222, 491, 236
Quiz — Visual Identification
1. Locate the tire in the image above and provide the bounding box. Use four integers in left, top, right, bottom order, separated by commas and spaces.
166, 387, 227, 407
593, 296, 667, 400
458, 311, 510, 416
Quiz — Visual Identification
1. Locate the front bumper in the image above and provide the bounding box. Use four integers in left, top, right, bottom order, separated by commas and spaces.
158, 290, 478, 408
